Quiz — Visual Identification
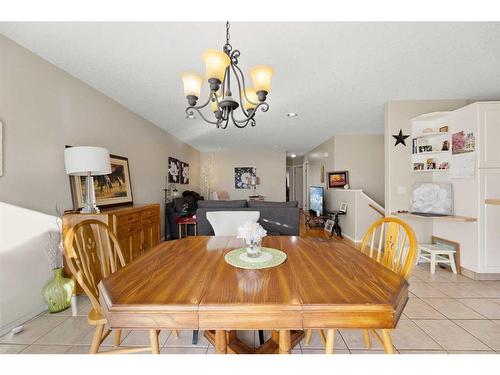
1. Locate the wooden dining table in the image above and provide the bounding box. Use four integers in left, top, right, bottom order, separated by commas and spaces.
98, 235, 408, 354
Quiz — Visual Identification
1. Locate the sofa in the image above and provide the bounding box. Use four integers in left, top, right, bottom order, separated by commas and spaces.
196, 200, 300, 236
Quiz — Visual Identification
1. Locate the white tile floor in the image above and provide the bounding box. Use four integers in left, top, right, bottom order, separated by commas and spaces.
1, 264, 500, 354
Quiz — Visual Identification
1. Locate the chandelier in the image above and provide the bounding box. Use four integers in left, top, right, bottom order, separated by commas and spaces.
181, 22, 273, 129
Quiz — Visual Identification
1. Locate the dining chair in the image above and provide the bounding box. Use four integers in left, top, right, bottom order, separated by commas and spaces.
206, 211, 260, 236
304, 217, 418, 354
205, 210, 265, 346
64, 219, 177, 354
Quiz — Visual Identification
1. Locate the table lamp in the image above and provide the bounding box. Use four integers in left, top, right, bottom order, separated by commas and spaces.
64, 146, 111, 213
248, 176, 259, 196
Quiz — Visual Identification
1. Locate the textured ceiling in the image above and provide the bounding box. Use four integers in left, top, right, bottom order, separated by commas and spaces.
1, 22, 499, 155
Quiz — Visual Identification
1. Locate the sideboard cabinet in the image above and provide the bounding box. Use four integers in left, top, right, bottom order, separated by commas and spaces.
63, 204, 160, 292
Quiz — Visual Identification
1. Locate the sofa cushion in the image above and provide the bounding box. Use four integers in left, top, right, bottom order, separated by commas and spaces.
197, 200, 248, 208
248, 200, 298, 208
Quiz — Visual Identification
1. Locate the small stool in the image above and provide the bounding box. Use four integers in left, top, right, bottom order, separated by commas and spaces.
416, 244, 458, 274
176, 216, 197, 238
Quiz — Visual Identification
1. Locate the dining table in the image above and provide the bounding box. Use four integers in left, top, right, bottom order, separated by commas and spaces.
98, 235, 409, 354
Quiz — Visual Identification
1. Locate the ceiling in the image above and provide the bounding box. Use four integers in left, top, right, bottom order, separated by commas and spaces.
1, 22, 499, 155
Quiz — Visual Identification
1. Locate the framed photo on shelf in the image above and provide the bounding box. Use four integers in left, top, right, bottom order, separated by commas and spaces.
439, 125, 449, 133
339, 201, 348, 213
324, 219, 334, 234
69, 153, 133, 210
327, 171, 349, 188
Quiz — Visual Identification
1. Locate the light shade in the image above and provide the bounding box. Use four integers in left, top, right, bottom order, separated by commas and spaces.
181, 72, 203, 97
64, 146, 111, 176
202, 49, 230, 82
250, 65, 273, 93
242, 88, 258, 111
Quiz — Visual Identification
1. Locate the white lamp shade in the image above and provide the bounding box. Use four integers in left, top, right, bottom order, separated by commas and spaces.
64, 146, 111, 176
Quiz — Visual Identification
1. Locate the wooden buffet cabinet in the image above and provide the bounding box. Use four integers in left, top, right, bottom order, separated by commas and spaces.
62, 204, 160, 293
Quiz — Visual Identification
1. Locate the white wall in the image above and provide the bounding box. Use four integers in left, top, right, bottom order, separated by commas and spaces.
303, 134, 385, 206
200, 150, 286, 201
0, 35, 200, 332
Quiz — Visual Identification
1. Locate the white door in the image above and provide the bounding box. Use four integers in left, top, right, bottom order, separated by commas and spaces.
294, 166, 303, 208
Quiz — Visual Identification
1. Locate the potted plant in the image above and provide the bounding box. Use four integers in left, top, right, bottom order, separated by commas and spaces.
42, 206, 75, 313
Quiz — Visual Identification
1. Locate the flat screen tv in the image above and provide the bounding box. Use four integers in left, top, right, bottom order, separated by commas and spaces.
410, 182, 453, 216
309, 186, 324, 216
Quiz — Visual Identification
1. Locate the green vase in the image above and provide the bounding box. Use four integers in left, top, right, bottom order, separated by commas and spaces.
42, 268, 75, 313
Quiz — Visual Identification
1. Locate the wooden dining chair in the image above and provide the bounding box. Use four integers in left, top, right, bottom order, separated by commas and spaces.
64, 219, 176, 354
304, 217, 418, 354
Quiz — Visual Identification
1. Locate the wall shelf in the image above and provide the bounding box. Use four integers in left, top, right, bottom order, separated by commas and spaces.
391, 212, 477, 222
413, 150, 450, 156
412, 169, 449, 173
414, 132, 449, 139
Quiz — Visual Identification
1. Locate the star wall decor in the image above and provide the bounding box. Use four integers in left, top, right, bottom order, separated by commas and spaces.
392, 129, 410, 147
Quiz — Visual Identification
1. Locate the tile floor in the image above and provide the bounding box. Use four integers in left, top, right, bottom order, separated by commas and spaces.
1, 263, 500, 354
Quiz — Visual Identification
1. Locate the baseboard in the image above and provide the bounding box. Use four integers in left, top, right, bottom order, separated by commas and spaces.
461, 267, 500, 280
0, 304, 47, 337
341, 233, 361, 248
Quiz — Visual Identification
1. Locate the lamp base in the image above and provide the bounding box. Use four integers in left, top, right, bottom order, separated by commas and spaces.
80, 173, 101, 214
80, 206, 100, 214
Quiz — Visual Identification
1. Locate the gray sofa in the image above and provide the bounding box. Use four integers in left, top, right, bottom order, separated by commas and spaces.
196, 200, 300, 236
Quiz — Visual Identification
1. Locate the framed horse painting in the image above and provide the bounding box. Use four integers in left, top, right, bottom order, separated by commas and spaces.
69, 153, 133, 210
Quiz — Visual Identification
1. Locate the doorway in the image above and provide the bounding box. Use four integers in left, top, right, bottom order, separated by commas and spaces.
293, 165, 303, 209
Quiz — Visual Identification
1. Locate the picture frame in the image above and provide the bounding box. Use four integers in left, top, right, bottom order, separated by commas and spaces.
431, 236, 461, 274
339, 201, 348, 213
327, 171, 349, 189
324, 219, 334, 233
180, 161, 190, 184
234, 167, 256, 189
69, 153, 133, 210
168, 157, 181, 183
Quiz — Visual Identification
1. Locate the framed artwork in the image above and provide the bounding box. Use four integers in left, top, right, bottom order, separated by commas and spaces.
324, 219, 334, 233
452, 130, 475, 155
168, 157, 181, 183
339, 201, 348, 213
327, 171, 349, 188
234, 167, 256, 189
70, 154, 133, 210
180, 161, 189, 184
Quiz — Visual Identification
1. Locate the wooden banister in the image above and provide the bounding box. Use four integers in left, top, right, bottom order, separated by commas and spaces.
368, 203, 385, 217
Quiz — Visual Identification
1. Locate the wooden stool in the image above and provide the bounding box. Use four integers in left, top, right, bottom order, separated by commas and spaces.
416, 244, 458, 274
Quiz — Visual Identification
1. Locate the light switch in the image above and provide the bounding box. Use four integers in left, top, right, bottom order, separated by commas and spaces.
397, 186, 407, 195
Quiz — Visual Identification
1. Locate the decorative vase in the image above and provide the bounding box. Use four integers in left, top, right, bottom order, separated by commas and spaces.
245, 238, 262, 258
42, 268, 75, 313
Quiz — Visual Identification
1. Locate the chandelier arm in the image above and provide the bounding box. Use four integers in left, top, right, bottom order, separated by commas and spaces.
229, 63, 250, 118
189, 94, 212, 111
222, 66, 229, 98
254, 101, 270, 113
232, 63, 260, 107
230, 109, 249, 128
185, 107, 219, 125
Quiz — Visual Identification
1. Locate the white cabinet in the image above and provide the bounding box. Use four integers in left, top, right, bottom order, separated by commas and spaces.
479, 103, 500, 169
480, 169, 500, 273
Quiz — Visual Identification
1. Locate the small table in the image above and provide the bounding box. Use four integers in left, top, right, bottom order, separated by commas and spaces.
176, 216, 197, 238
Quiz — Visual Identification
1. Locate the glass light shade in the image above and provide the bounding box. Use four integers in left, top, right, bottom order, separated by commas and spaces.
250, 65, 273, 93
181, 72, 203, 97
211, 98, 219, 112
242, 88, 258, 111
202, 49, 230, 81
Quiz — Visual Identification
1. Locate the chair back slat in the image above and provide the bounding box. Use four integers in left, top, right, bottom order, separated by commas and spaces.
359, 217, 418, 280
63, 220, 126, 314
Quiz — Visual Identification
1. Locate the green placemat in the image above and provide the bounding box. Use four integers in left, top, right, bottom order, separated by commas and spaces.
225, 247, 287, 270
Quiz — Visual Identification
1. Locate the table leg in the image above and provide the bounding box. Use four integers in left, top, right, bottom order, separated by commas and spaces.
194, 223, 197, 236
278, 330, 291, 354
215, 330, 227, 354
178, 224, 182, 239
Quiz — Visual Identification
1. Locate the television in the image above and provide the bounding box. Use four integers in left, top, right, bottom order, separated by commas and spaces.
309, 186, 324, 216
410, 182, 453, 216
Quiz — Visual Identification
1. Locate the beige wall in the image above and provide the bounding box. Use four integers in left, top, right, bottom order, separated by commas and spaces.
304, 134, 385, 206
0, 35, 200, 332
200, 150, 286, 201
0, 34, 200, 222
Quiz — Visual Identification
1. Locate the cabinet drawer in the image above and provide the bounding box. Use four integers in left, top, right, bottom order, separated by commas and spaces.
116, 221, 141, 236
141, 208, 159, 220
114, 212, 141, 228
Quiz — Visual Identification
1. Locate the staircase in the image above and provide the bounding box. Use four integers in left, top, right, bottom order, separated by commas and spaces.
325, 189, 384, 244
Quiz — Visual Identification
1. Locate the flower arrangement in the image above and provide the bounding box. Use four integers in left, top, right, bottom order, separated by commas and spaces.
237, 221, 267, 243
